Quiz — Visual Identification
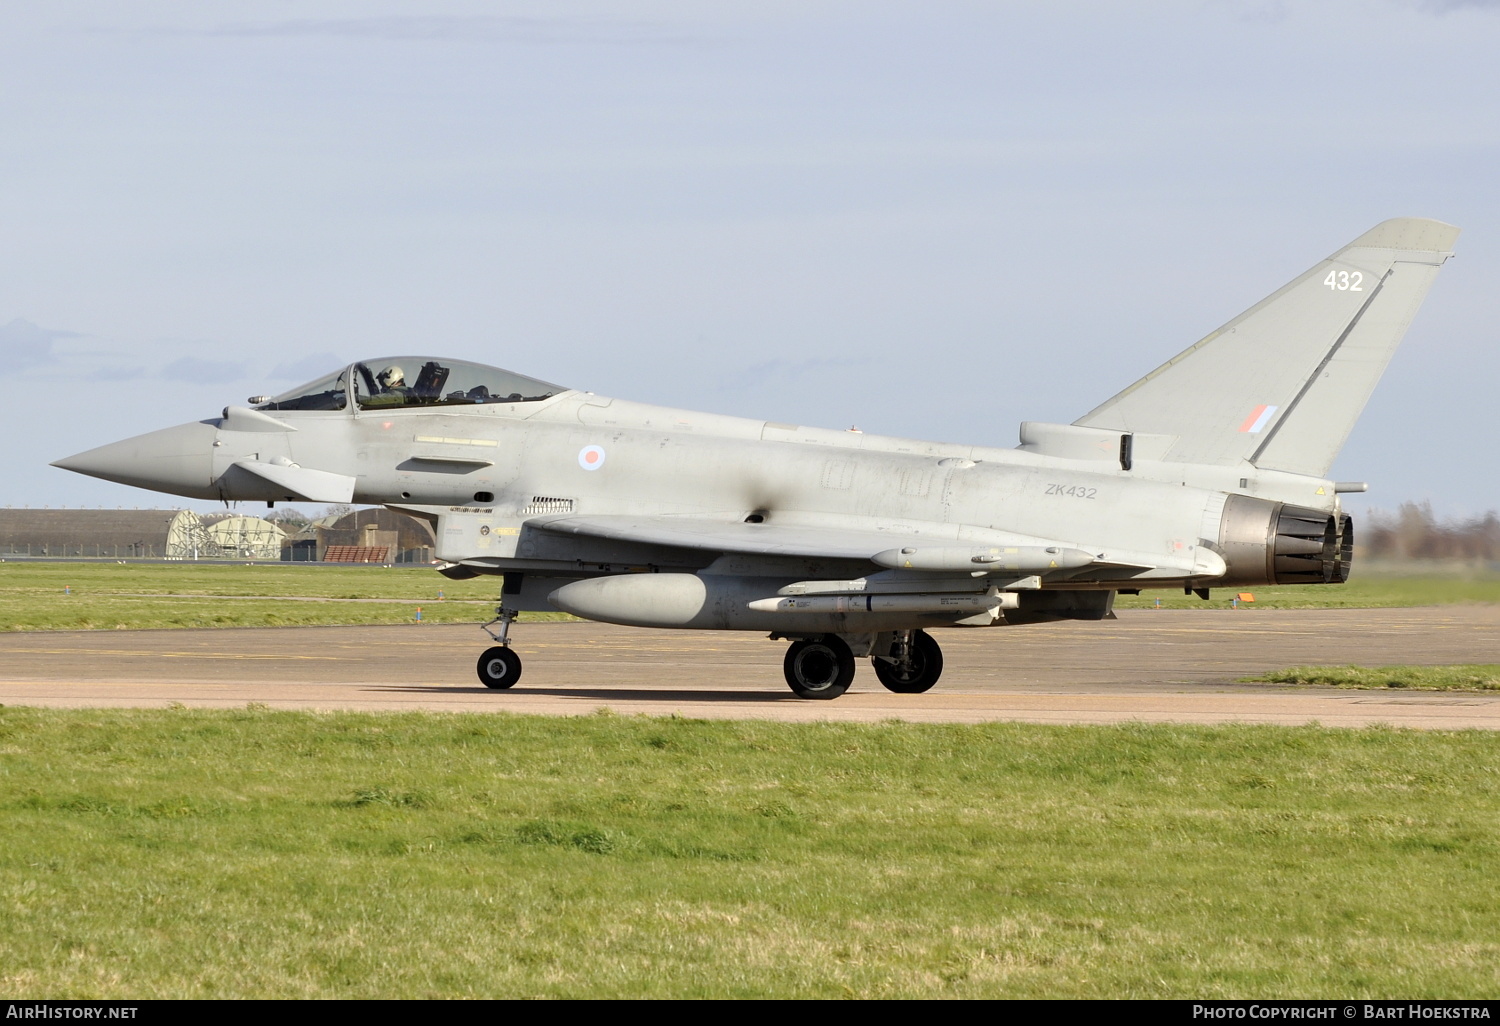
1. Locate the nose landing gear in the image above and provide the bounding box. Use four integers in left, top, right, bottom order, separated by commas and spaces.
476, 607, 522, 689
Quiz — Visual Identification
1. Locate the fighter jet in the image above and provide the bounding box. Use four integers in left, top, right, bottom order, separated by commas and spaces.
54, 218, 1458, 698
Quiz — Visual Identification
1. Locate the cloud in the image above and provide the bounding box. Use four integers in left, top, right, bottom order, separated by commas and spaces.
1414, 0, 1500, 11
203, 15, 702, 46
161, 357, 247, 384
1230, 1, 1290, 24
270, 352, 345, 381
1, 318, 82, 372
720, 355, 873, 393
82, 364, 147, 383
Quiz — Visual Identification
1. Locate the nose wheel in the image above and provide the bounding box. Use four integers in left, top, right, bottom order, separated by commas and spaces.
476, 606, 522, 689
477, 646, 522, 689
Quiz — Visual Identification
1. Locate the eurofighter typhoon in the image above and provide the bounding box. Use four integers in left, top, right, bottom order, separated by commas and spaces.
54, 219, 1458, 698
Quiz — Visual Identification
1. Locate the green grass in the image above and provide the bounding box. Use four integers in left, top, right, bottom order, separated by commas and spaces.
1, 708, 1498, 998
1, 562, 1496, 631
1116, 573, 1500, 610
0, 562, 568, 630
1245, 665, 1500, 691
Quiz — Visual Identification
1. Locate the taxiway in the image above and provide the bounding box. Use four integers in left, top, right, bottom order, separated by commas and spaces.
1, 607, 1496, 727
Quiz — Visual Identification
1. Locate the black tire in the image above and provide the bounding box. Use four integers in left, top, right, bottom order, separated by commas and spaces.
783, 636, 855, 699
871, 630, 943, 694
476, 646, 522, 689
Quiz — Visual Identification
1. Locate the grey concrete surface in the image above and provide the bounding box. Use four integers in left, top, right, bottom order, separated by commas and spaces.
0, 607, 1496, 727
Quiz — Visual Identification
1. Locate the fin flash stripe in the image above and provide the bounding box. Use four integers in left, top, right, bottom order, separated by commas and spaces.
1238, 404, 1278, 434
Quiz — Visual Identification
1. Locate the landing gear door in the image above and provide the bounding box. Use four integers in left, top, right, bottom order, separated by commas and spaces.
393, 504, 523, 563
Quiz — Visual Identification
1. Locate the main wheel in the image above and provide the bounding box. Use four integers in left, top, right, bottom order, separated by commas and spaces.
871, 630, 943, 693
476, 646, 522, 689
783, 636, 855, 699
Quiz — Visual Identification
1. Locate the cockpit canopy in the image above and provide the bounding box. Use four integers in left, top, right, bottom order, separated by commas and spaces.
256, 358, 565, 412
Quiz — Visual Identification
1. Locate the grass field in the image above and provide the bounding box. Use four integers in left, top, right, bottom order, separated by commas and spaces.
1, 560, 1497, 631
1114, 572, 1500, 610
1, 708, 1497, 998
1246, 665, 1500, 691
0, 562, 569, 630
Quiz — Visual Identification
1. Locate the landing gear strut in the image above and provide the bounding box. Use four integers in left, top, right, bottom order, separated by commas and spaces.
476, 606, 522, 689
782, 635, 856, 699
871, 629, 943, 694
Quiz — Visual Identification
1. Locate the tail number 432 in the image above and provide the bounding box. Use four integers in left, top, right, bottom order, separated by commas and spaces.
1325, 270, 1363, 291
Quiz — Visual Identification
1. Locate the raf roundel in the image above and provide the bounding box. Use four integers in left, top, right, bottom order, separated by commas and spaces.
578, 445, 607, 471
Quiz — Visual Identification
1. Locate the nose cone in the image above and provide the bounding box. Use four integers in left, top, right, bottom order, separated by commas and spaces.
52, 420, 220, 500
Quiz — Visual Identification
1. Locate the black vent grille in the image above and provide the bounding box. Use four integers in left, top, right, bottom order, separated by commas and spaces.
521, 496, 574, 515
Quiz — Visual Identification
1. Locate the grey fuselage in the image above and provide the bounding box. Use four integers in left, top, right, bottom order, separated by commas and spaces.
82, 382, 1341, 605
55, 218, 1461, 639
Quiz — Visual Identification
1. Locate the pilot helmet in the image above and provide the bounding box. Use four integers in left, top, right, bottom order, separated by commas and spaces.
378, 365, 405, 388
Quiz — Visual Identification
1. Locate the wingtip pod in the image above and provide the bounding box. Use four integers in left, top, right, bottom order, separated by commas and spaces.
1342, 217, 1460, 256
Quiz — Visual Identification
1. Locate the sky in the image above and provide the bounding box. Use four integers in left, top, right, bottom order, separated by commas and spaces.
2, 0, 1497, 519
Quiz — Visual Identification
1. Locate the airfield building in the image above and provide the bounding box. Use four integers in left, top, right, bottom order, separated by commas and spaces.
312, 508, 435, 564
0, 509, 208, 559
0, 507, 434, 563
201, 513, 288, 560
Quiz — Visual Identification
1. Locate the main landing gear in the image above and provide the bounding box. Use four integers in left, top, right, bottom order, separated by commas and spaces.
780, 629, 945, 699
783, 637, 857, 699
870, 630, 943, 694
471, 610, 948, 699
476, 607, 522, 689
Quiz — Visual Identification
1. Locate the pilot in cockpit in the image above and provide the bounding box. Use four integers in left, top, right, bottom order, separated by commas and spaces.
364, 365, 411, 407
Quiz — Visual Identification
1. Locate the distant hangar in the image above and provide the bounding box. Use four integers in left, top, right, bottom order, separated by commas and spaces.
0, 508, 435, 563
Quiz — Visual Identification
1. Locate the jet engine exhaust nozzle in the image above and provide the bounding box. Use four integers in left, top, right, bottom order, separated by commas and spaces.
1217, 494, 1353, 587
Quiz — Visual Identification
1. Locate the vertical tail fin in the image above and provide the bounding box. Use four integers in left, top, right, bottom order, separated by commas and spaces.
1075, 218, 1459, 476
